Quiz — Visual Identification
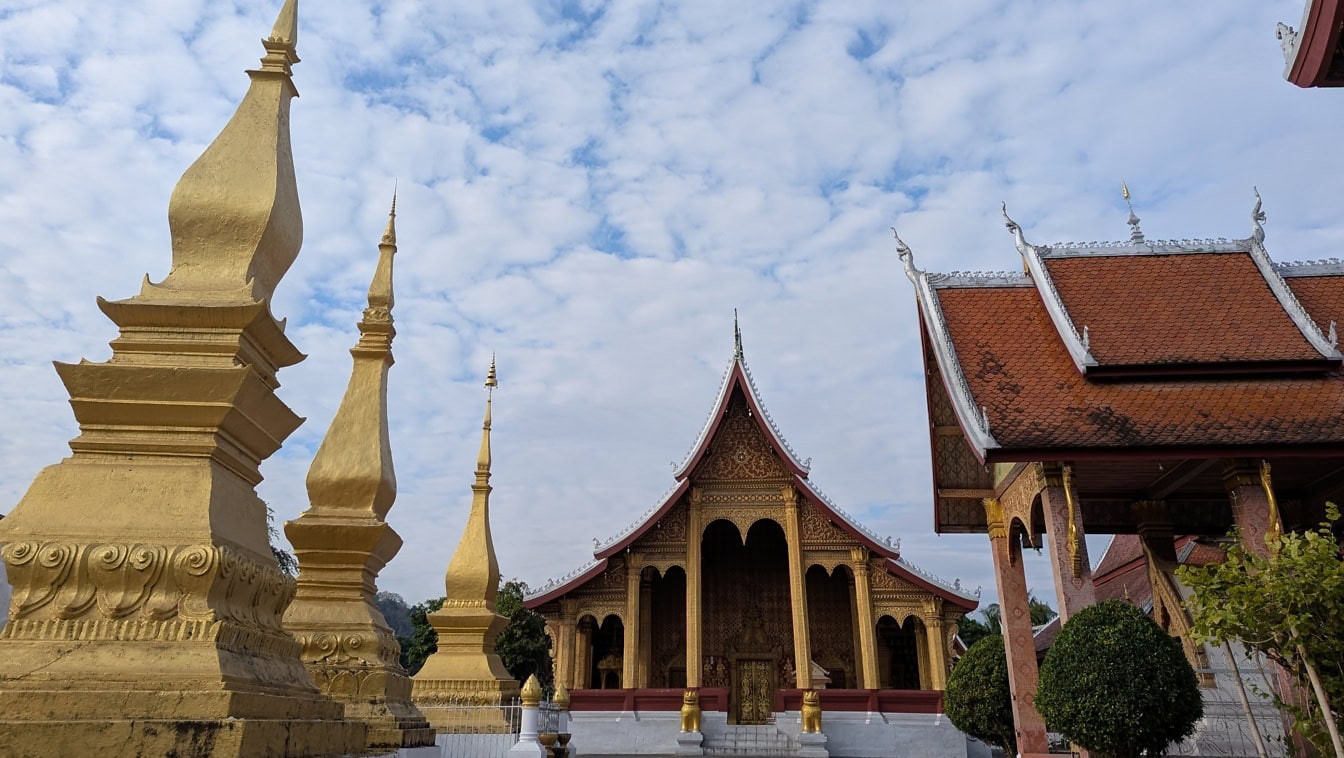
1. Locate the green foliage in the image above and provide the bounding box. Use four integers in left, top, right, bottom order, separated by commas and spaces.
496, 580, 553, 689
945, 635, 1016, 755
957, 594, 1056, 650
1036, 600, 1203, 757
265, 505, 297, 576
1178, 506, 1344, 753
400, 596, 444, 675
397, 581, 553, 688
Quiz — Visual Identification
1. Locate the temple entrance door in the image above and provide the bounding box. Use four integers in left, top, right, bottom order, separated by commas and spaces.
735, 658, 774, 725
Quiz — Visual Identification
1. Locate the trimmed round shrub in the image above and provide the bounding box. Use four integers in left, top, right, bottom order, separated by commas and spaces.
1036, 600, 1203, 757
945, 634, 1016, 755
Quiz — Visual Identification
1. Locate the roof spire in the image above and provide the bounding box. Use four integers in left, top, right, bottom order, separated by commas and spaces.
1123, 181, 1145, 244
362, 192, 397, 329
734, 309, 744, 360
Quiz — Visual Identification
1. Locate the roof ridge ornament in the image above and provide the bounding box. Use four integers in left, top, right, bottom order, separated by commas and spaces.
1123, 181, 1146, 244
1251, 186, 1267, 243
892, 228, 920, 283
733, 309, 744, 360
1003, 202, 1098, 372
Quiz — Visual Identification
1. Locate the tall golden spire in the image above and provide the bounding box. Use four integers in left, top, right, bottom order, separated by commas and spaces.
155, 0, 303, 302
413, 358, 519, 725
302, 192, 398, 517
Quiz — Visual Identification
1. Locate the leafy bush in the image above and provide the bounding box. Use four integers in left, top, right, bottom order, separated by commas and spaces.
1036, 600, 1202, 757
945, 634, 1016, 755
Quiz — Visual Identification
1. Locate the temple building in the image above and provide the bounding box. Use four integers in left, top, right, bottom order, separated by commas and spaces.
899, 191, 1344, 757
1278, 0, 1344, 87
525, 326, 977, 727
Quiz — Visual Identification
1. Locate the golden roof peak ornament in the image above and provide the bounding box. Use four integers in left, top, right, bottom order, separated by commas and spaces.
155, 0, 303, 303
362, 192, 397, 329
1123, 181, 1146, 244
733, 309, 744, 360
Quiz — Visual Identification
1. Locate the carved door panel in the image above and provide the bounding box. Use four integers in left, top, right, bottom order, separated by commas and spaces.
736, 658, 773, 725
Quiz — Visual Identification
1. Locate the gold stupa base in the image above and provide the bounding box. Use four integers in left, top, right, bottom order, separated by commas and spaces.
0, 716, 366, 758
412, 677, 523, 733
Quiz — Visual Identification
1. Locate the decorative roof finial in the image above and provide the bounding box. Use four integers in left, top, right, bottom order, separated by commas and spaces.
1251, 186, 1267, 244
1123, 181, 1146, 244
892, 228, 920, 284
363, 192, 397, 326
260, 0, 300, 74
733, 309, 744, 360
1001, 202, 1033, 272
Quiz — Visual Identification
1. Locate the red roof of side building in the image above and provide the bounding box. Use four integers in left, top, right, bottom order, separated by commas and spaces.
898, 200, 1344, 462
1279, 0, 1344, 88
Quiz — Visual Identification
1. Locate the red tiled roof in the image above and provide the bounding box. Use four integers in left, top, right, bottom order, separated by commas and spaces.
1286, 274, 1344, 336
936, 285, 1344, 454
1045, 253, 1318, 365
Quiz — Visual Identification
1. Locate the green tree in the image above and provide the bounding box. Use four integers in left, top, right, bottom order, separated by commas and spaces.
266, 504, 297, 576
1036, 600, 1203, 757
957, 594, 1055, 649
400, 597, 444, 676
496, 580, 553, 688
957, 614, 994, 649
1178, 508, 1344, 757
945, 634, 1016, 755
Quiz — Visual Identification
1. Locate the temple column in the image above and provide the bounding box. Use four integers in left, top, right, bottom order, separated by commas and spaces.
1041, 464, 1096, 622
624, 556, 643, 689
1223, 459, 1282, 559
686, 488, 704, 688
914, 628, 931, 690
639, 573, 653, 688
783, 486, 812, 688
557, 601, 577, 693
926, 616, 949, 690
849, 548, 879, 690
847, 572, 864, 689
575, 619, 594, 689
984, 497, 1050, 757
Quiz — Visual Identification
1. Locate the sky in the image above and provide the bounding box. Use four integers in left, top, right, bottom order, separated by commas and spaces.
2, 0, 1342, 617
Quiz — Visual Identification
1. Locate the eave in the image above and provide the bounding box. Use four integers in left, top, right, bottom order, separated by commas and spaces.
1281, 0, 1344, 87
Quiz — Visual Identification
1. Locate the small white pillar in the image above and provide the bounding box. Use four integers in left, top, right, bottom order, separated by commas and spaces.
509, 675, 547, 757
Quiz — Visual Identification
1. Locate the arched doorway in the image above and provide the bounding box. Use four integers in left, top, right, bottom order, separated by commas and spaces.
702, 518, 793, 724
876, 615, 924, 689
586, 614, 624, 689
649, 566, 687, 688
806, 564, 856, 689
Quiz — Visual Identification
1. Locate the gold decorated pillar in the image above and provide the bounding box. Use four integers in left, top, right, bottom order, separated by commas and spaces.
914, 627, 932, 690
556, 601, 577, 691
0, 3, 367, 754
412, 360, 521, 728
783, 486, 811, 688
1040, 465, 1096, 622
639, 572, 654, 687
686, 487, 704, 688
984, 498, 1050, 757
1223, 460, 1283, 559
849, 549, 879, 689
575, 618, 594, 689
926, 616, 949, 690
282, 199, 433, 749
623, 555, 643, 689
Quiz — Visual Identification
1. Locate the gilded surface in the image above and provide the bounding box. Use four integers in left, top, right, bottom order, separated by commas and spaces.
692, 394, 790, 481
801, 690, 823, 733
680, 690, 702, 732
0, 3, 369, 753
736, 659, 774, 724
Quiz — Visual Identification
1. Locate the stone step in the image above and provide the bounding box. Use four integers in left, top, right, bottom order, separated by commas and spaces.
703, 723, 799, 756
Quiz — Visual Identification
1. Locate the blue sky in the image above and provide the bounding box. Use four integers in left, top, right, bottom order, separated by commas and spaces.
2, 0, 1342, 614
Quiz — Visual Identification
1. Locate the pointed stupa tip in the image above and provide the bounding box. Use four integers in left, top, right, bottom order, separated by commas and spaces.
269, 0, 299, 48
380, 188, 397, 247
733, 309, 744, 360
485, 354, 498, 389
477, 357, 495, 473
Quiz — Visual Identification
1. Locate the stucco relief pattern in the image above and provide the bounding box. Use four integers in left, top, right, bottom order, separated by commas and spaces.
693, 394, 789, 481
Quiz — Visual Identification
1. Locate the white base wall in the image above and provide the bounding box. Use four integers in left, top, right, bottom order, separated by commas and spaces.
570, 709, 972, 757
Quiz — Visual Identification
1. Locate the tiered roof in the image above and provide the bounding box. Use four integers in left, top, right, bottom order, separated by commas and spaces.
525, 342, 978, 609
901, 192, 1344, 465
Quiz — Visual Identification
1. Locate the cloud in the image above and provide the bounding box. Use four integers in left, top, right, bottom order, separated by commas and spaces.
1, 0, 1341, 619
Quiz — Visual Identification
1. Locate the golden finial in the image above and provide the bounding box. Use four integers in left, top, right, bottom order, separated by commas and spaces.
380, 185, 397, 247
259, 0, 301, 74
521, 674, 542, 706
1121, 181, 1131, 201
554, 683, 571, 710
477, 357, 495, 474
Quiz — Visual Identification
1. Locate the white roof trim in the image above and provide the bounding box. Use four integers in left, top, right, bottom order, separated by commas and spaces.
894, 232, 999, 456
671, 354, 812, 480
525, 557, 604, 602
1245, 192, 1342, 359
1276, 258, 1344, 277
593, 482, 683, 553
1002, 206, 1098, 373
890, 557, 981, 602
